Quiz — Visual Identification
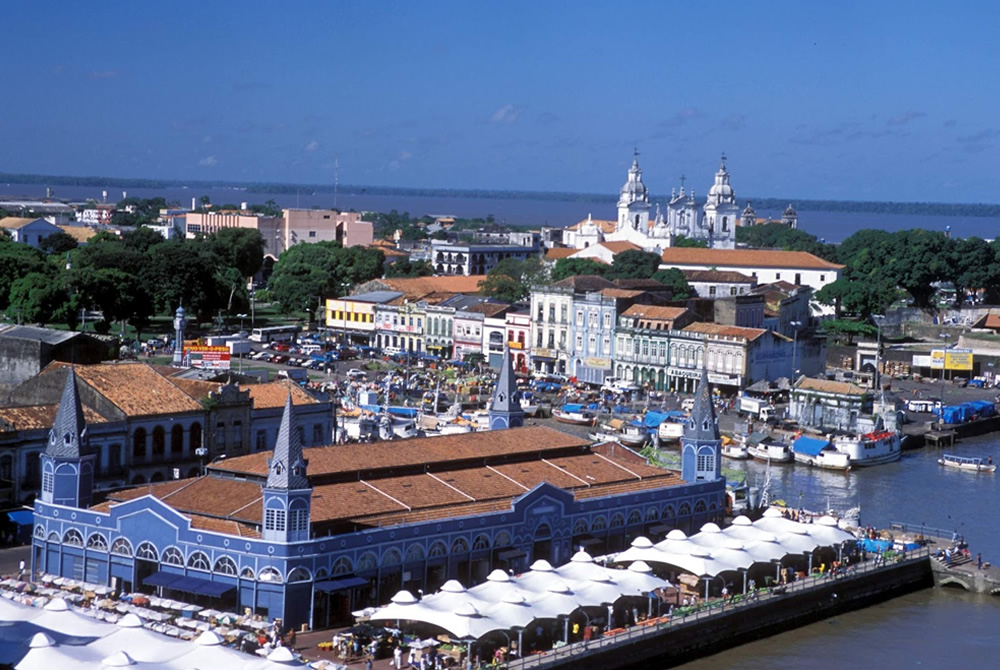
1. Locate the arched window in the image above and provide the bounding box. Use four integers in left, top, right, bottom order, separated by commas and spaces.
131, 474, 146, 485
132, 428, 147, 460
214, 556, 238, 576
573, 518, 589, 535
111, 538, 133, 557
356, 552, 378, 572
161, 546, 184, 566
428, 541, 447, 558
679, 502, 692, 516
609, 513, 625, 529
663, 505, 675, 519
645, 507, 660, 521
627, 510, 643, 526
381, 548, 402, 567
63, 529, 84, 546
264, 499, 287, 533
136, 542, 158, 560
493, 531, 511, 548
240, 566, 255, 580
150, 471, 165, 482
48, 531, 60, 542
315, 567, 329, 580
152, 426, 165, 458
591, 516, 607, 531
34, 525, 45, 540
189, 423, 202, 452
287, 567, 312, 583
171, 425, 184, 455
332, 557, 353, 575
405, 544, 425, 563
472, 535, 490, 551
187, 551, 211, 571
258, 567, 282, 583
694, 500, 707, 513
450, 537, 469, 555
288, 499, 309, 534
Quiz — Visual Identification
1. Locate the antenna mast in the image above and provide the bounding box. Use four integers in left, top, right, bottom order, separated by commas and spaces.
334, 154, 339, 209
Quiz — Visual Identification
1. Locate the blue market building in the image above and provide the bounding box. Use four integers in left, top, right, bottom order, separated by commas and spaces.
32, 356, 727, 629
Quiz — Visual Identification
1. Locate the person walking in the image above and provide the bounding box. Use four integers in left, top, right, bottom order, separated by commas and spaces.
977, 552, 983, 570
394, 645, 403, 669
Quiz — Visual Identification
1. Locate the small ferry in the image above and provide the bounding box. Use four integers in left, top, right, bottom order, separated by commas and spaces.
552, 403, 598, 426
657, 418, 685, 444
792, 435, 851, 472
938, 454, 996, 473
832, 430, 901, 467
720, 438, 749, 460
519, 391, 540, 417
748, 440, 793, 463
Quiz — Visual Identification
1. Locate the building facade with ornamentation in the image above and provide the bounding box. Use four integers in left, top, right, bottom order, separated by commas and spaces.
31, 356, 726, 632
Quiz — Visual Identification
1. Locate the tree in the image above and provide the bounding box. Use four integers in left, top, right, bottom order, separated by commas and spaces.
385, 258, 434, 278
607, 250, 662, 280
267, 242, 384, 313
672, 235, 708, 248
736, 222, 836, 259
479, 274, 526, 303
8, 272, 67, 326
815, 277, 898, 318
650, 267, 694, 299
0, 240, 49, 310
949, 236, 998, 305
121, 225, 166, 254
39, 231, 79, 255
821, 319, 877, 345
144, 240, 222, 323
489, 257, 547, 287
550, 257, 609, 282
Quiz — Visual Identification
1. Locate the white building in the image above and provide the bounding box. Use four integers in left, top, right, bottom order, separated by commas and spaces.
0, 217, 63, 248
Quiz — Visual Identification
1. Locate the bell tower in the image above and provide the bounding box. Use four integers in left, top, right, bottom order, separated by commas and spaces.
40, 368, 96, 508
489, 346, 524, 431
680, 368, 722, 483
262, 394, 312, 542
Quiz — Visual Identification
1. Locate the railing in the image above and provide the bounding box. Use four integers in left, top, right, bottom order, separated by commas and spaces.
506, 547, 930, 670
888, 522, 956, 540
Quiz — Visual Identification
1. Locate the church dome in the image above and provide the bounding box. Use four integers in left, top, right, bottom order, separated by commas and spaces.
707, 159, 735, 201
619, 155, 649, 202
783, 203, 797, 216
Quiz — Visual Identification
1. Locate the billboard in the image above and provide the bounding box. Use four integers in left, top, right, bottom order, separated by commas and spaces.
929, 348, 973, 371
184, 345, 231, 370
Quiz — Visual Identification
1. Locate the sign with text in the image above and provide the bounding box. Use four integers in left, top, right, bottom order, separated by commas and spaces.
185, 345, 231, 370
583, 356, 612, 370
945, 348, 973, 371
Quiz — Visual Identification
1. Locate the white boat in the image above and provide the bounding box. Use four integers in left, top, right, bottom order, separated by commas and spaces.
720, 440, 749, 460
792, 435, 851, 472
938, 454, 996, 473
552, 404, 597, 426
597, 418, 648, 448
747, 440, 793, 463
832, 430, 901, 467
519, 391, 540, 417
657, 419, 684, 443
339, 414, 379, 442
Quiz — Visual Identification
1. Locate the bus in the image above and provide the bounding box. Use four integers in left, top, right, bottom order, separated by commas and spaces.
249, 325, 300, 343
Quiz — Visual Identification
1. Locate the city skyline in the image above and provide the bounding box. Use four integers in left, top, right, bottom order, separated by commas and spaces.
3, 1, 999, 203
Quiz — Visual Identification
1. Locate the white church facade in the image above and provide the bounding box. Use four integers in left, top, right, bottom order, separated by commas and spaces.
563, 153, 748, 253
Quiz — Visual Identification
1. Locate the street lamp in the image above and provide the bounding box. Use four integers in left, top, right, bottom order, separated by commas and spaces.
195, 446, 208, 476
790, 321, 802, 381
872, 314, 884, 392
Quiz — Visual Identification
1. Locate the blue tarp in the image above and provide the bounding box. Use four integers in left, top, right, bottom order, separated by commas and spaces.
642, 410, 686, 428
561, 404, 584, 412
359, 405, 419, 418
6, 510, 33, 526
792, 435, 830, 456
934, 400, 997, 424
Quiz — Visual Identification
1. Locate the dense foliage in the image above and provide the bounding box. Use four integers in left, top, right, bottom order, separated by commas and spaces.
267, 241, 384, 313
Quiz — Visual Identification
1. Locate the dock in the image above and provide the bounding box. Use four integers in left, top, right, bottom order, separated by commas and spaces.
924, 430, 957, 448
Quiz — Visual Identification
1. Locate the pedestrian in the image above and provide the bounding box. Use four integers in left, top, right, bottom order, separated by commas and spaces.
394, 645, 403, 669
408, 647, 416, 668
17, 560, 25, 580
978, 552, 983, 570
365, 655, 373, 670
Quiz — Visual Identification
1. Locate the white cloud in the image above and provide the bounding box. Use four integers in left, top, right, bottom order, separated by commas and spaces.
389, 150, 413, 171
304, 140, 320, 152
199, 155, 218, 167
490, 104, 521, 125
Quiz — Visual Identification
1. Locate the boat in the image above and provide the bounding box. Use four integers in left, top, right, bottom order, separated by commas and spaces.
519, 391, 540, 417
552, 403, 597, 426
792, 435, 851, 472
657, 417, 685, 443
938, 454, 996, 473
720, 437, 749, 460
832, 430, 901, 467
595, 418, 648, 447
747, 439, 793, 463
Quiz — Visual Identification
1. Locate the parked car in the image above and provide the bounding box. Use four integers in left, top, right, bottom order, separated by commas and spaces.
347, 368, 366, 380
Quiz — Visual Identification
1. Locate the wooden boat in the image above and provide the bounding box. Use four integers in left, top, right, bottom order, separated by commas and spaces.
938, 454, 996, 473
657, 419, 684, 443
552, 403, 597, 426
792, 435, 851, 472
720, 438, 749, 460
747, 440, 793, 463
519, 391, 540, 417
832, 430, 901, 467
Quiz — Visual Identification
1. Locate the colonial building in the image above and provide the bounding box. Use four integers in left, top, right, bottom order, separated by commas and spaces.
429, 240, 539, 276
614, 305, 697, 391
32, 362, 726, 630
325, 290, 402, 347
505, 309, 532, 374
683, 270, 757, 299
789, 377, 872, 432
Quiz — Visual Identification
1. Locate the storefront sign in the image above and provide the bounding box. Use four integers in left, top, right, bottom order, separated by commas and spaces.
533, 348, 558, 359
184, 346, 231, 370
945, 348, 973, 371
583, 356, 612, 370
668, 367, 703, 380
708, 373, 741, 386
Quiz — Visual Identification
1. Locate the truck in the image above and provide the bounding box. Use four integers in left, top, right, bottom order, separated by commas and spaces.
739, 396, 775, 422
278, 368, 308, 383
227, 340, 252, 357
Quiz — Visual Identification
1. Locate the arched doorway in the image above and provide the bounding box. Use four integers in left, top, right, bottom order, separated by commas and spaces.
532, 523, 552, 564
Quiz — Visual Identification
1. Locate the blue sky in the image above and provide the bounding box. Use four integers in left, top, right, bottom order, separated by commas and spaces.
2, 1, 998, 202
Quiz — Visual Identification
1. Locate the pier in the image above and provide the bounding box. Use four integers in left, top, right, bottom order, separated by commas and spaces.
506, 549, 935, 670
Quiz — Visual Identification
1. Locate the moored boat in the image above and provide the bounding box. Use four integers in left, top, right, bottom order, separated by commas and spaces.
657, 418, 685, 443
832, 430, 901, 467
748, 440, 793, 463
938, 454, 996, 473
552, 403, 597, 426
720, 437, 749, 460
519, 391, 540, 417
792, 435, 852, 471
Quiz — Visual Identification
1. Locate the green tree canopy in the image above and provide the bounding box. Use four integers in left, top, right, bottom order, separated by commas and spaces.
550, 257, 609, 282
39, 231, 79, 255
0, 239, 50, 310
208, 227, 265, 279
672, 235, 708, 248
8, 272, 67, 326
479, 274, 526, 303
385, 258, 435, 278
736, 222, 836, 259
650, 267, 694, 299
268, 242, 384, 313
607, 249, 662, 280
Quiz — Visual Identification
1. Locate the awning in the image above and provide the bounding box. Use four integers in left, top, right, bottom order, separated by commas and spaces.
6, 510, 33, 526
575, 536, 603, 548
314, 576, 369, 593
143, 571, 234, 597
497, 549, 527, 561
648, 523, 674, 536
793, 435, 830, 456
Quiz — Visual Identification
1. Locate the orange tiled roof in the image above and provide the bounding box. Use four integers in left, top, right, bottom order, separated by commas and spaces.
661, 248, 843, 270
795, 377, 869, 396
544, 248, 577, 261
167, 378, 219, 401
682, 269, 756, 283
45, 362, 203, 417
215, 425, 586, 479
0, 404, 106, 431
682, 321, 767, 341
599, 288, 644, 299
244, 380, 320, 408
106, 476, 263, 520
984, 314, 1000, 329
56, 225, 97, 243
622, 304, 689, 321
600, 241, 642, 254
378, 276, 487, 297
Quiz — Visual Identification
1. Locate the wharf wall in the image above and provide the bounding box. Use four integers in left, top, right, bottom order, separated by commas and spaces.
904, 415, 1000, 449
509, 552, 934, 670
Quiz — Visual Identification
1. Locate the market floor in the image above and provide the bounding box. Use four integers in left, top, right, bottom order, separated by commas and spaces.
295, 627, 404, 668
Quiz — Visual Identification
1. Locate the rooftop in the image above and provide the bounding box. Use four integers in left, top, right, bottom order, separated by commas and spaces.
622, 304, 690, 321
43, 362, 204, 417
0, 403, 105, 431
661, 248, 844, 271
544, 247, 577, 261
682, 321, 768, 341
682, 269, 757, 283
566, 218, 616, 234
794, 377, 869, 396
0, 325, 82, 346
549, 275, 617, 292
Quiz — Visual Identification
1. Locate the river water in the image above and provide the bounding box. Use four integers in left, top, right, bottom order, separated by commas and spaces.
3, 182, 1000, 243
678, 433, 1000, 669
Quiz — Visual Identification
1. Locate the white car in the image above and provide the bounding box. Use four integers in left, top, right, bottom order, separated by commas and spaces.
347, 368, 366, 380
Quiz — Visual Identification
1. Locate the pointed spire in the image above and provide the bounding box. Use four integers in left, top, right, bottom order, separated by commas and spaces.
47, 367, 90, 458
684, 367, 719, 442
266, 393, 309, 490
491, 346, 520, 414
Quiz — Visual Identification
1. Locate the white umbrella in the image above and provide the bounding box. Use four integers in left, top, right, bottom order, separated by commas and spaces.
15, 633, 94, 670
87, 614, 188, 663
0, 596, 43, 622
554, 551, 609, 583
240, 645, 311, 668
30, 598, 117, 639
160, 630, 252, 669
521, 580, 588, 620
613, 537, 670, 565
